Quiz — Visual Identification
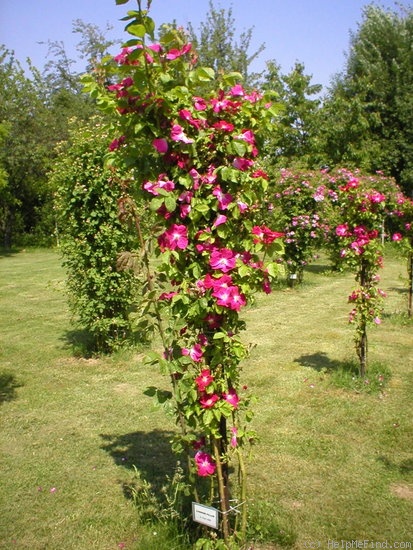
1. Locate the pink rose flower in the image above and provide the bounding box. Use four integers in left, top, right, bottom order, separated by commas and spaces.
195, 369, 214, 391
158, 224, 188, 251
199, 393, 220, 408
222, 388, 240, 408
170, 124, 194, 144
209, 248, 236, 273
194, 451, 216, 476
152, 138, 168, 154
336, 224, 349, 237
182, 344, 203, 362
233, 157, 254, 171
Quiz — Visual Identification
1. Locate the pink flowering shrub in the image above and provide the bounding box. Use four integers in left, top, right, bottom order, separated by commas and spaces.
267, 166, 404, 374
389, 195, 413, 317
326, 169, 392, 376
83, 4, 283, 543
270, 168, 330, 285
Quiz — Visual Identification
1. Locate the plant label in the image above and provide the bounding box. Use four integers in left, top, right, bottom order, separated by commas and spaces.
192, 502, 219, 529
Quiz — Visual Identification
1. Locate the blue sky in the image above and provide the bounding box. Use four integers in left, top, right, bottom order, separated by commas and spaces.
0, 0, 409, 90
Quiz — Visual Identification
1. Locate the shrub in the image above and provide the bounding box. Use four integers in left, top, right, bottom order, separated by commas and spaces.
52, 116, 139, 352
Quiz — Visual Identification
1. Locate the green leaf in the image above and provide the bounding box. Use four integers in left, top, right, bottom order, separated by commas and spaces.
213, 407, 224, 421
156, 187, 173, 197
231, 140, 247, 157
134, 122, 145, 135
197, 228, 212, 240
217, 225, 229, 239
160, 30, 177, 45
194, 202, 210, 214
266, 262, 279, 278
156, 389, 173, 403
219, 166, 238, 182
238, 263, 250, 278
144, 16, 155, 37
203, 409, 214, 426
164, 195, 176, 213
190, 66, 215, 83
159, 73, 173, 85
143, 352, 160, 365
116, 0, 130, 4
149, 197, 164, 211
222, 72, 243, 86
126, 23, 146, 37
121, 11, 142, 20
143, 386, 172, 403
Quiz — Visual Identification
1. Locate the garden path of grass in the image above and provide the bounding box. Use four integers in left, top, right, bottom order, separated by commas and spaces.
0, 248, 412, 549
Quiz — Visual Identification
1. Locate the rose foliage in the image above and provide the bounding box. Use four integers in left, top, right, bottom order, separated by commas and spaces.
325, 169, 396, 376
389, 194, 413, 317
83, 5, 283, 543
271, 168, 331, 285
267, 166, 405, 375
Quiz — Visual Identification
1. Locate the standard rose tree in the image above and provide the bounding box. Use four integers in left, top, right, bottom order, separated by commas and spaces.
83, 2, 283, 545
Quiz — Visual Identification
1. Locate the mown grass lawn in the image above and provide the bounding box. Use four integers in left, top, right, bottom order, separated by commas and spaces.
0, 248, 412, 549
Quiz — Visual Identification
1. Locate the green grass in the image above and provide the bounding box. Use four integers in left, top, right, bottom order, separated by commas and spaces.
0, 248, 412, 549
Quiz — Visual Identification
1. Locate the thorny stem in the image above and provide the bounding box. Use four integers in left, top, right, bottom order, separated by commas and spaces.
357, 259, 368, 377
136, 1, 154, 95
134, 213, 199, 500
212, 437, 230, 543
236, 448, 247, 542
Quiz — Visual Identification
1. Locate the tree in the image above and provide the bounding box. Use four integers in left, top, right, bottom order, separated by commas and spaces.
0, 21, 115, 247
263, 61, 322, 167
269, 168, 329, 285
187, 0, 265, 86
0, 48, 57, 247
316, 5, 413, 196
42, 20, 118, 93
73, 19, 119, 74
0, 121, 12, 246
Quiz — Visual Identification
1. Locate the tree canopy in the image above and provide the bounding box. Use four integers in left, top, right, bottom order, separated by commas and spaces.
316, 4, 413, 196
187, 0, 265, 85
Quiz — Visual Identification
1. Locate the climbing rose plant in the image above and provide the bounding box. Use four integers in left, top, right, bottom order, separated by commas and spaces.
271, 168, 330, 286
389, 194, 413, 317
83, 3, 283, 544
326, 169, 391, 376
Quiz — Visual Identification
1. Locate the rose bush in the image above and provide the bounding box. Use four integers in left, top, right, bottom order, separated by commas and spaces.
83, 3, 283, 544
325, 169, 391, 376
389, 194, 413, 317
270, 168, 330, 285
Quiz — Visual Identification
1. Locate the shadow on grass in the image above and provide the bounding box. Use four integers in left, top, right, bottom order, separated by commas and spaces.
101, 431, 298, 547
61, 328, 149, 358
0, 248, 21, 258
295, 353, 392, 394
100, 429, 178, 487
377, 455, 413, 475
61, 329, 97, 358
382, 310, 412, 326
304, 262, 333, 275
0, 372, 22, 404
387, 286, 408, 295
294, 352, 357, 373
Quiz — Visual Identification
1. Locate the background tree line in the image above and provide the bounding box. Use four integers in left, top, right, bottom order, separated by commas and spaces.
1, 1, 412, 351
1, 1, 412, 249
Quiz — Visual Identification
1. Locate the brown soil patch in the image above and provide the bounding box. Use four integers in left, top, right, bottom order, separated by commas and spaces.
390, 483, 413, 501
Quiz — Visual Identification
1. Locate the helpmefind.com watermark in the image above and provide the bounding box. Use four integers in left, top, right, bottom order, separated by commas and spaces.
303, 541, 412, 549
